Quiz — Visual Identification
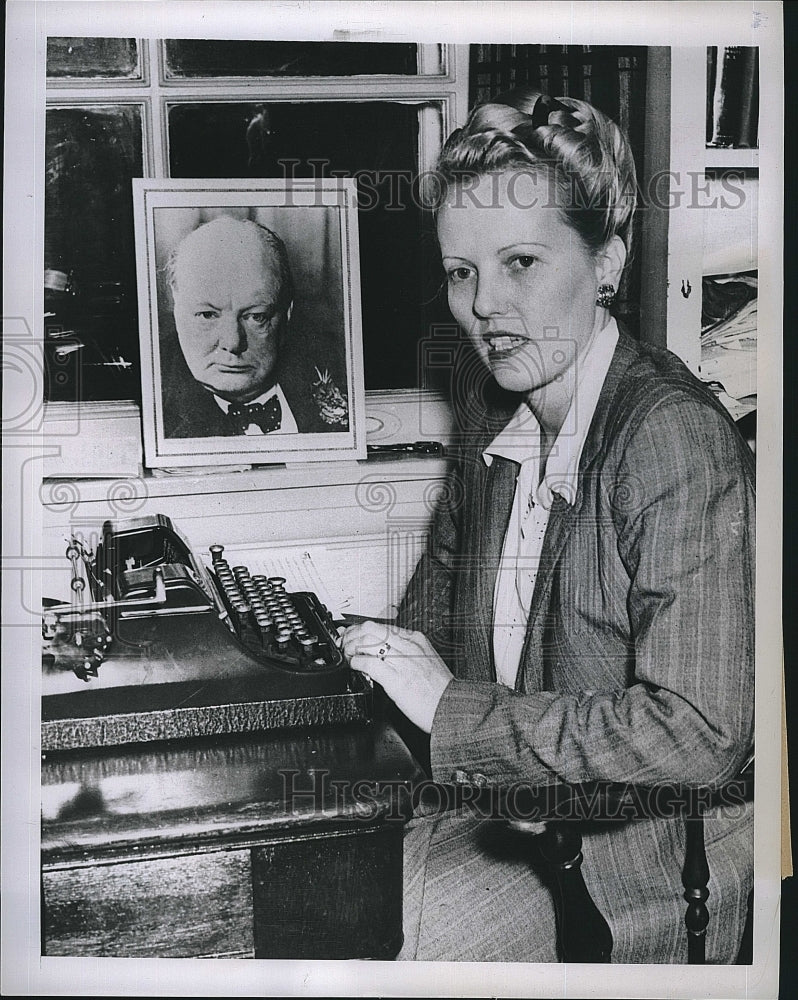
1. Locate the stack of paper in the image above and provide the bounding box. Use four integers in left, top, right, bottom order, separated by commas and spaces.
700, 275, 757, 421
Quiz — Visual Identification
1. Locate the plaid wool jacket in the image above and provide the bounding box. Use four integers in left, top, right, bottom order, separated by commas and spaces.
397, 330, 755, 962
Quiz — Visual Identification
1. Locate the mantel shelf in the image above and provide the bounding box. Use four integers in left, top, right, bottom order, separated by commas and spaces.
42, 453, 451, 506
704, 147, 759, 170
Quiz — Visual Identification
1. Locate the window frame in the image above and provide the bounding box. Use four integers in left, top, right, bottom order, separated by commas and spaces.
43, 39, 469, 478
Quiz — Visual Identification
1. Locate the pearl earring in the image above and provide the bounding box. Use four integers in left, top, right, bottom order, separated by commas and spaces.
596, 284, 616, 309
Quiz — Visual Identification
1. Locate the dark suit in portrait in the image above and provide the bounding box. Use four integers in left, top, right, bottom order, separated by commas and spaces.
160, 325, 349, 439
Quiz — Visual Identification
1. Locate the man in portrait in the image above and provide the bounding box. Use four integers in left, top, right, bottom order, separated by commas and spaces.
161, 215, 349, 438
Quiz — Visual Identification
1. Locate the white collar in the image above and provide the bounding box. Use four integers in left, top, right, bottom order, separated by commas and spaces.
482, 319, 619, 508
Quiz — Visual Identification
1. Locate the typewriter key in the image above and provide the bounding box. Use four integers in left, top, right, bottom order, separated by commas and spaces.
255, 616, 274, 642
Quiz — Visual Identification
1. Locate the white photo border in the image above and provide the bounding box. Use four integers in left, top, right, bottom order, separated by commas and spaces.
133, 178, 367, 467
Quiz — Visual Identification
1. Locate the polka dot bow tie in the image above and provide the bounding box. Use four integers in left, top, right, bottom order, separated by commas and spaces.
227, 396, 282, 434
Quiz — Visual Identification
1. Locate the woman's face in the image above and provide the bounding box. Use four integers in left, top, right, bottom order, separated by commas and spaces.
437, 171, 608, 396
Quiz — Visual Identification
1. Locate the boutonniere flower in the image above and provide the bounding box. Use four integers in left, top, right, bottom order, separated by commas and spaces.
311, 367, 349, 426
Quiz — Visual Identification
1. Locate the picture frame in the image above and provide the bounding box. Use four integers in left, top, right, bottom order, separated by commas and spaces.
133, 177, 366, 467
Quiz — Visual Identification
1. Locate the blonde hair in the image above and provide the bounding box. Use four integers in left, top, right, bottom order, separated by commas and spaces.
435, 87, 637, 257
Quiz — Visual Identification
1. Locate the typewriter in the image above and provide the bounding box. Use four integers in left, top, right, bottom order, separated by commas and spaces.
41, 514, 370, 752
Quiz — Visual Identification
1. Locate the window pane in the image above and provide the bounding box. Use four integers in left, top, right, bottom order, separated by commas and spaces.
47, 37, 141, 79
45, 106, 143, 401
163, 40, 421, 78
168, 101, 448, 390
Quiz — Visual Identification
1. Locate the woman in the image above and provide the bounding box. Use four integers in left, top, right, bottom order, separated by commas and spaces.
343, 88, 754, 963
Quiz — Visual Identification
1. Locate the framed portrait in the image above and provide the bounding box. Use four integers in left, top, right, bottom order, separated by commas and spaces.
133, 178, 366, 467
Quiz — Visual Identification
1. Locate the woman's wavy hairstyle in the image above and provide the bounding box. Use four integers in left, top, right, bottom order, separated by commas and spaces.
434, 87, 638, 259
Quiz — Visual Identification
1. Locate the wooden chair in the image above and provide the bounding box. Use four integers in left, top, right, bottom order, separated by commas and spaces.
412, 753, 754, 964
523, 760, 754, 964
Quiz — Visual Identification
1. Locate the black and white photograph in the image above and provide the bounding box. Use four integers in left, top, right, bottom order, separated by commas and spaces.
135, 180, 364, 467
1, 2, 786, 998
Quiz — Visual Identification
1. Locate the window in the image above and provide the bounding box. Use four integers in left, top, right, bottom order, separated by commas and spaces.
165, 100, 445, 390
45, 104, 144, 401
44, 39, 467, 406
162, 40, 429, 78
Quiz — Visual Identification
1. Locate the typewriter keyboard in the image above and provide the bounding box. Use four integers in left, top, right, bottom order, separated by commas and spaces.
207, 545, 343, 673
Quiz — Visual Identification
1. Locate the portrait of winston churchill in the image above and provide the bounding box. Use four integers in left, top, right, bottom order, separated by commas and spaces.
161, 215, 349, 440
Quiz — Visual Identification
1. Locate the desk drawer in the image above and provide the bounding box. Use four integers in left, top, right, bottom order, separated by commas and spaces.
251, 824, 403, 959
42, 849, 253, 958
42, 824, 404, 959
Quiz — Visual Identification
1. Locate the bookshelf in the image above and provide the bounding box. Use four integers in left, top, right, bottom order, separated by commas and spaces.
640, 47, 758, 435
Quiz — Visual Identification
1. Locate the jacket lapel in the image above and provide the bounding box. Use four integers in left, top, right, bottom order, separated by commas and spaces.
516, 493, 581, 691
452, 400, 518, 682
574, 330, 641, 477
471, 454, 517, 680
516, 331, 641, 692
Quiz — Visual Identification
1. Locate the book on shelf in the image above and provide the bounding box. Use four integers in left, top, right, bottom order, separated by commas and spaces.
706, 46, 759, 149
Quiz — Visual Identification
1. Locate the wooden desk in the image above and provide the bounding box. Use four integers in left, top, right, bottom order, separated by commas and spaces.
41, 704, 424, 960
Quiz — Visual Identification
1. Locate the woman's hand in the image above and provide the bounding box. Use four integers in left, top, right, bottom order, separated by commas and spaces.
341, 621, 454, 734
